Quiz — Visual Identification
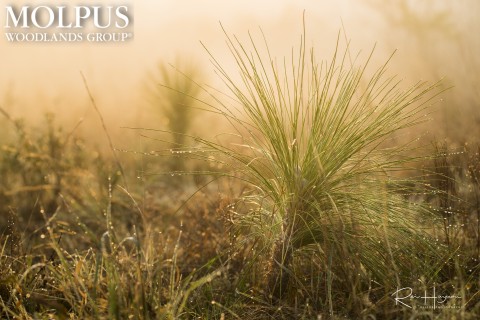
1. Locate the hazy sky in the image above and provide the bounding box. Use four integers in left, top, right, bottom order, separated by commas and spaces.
0, 0, 478, 140
0, 1, 363, 119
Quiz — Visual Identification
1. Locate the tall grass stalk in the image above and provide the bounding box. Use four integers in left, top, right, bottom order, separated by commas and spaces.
196, 24, 447, 304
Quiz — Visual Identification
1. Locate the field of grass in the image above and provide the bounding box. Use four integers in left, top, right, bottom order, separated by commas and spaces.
1, 26, 479, 319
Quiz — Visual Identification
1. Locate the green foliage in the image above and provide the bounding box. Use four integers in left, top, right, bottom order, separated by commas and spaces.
146, 60, 203, 172
197, 25, 450, 306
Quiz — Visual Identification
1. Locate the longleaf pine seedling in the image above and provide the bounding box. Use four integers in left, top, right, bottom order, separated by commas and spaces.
195, 23, 448, 308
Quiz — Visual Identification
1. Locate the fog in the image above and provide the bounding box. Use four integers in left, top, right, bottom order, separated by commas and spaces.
1, 0, 478, 143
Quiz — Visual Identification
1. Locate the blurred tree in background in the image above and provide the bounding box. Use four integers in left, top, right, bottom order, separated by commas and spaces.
145, 59, 203, 171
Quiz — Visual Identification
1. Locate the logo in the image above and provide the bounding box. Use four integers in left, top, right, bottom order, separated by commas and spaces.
392, 286, 461, 310
3, 4, 133, 43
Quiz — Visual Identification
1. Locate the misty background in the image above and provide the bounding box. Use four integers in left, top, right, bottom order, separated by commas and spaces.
0, 0, 478, 145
